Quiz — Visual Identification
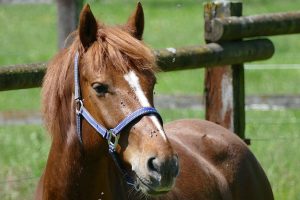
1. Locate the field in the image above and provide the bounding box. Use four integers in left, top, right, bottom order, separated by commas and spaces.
0, 0, 300, 199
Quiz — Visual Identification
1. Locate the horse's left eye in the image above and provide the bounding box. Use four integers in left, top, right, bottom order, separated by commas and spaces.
92, 83, 109, 96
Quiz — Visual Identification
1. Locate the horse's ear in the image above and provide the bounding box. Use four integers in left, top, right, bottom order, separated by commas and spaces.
126, 2, 144, 40
79, 4, 97, 49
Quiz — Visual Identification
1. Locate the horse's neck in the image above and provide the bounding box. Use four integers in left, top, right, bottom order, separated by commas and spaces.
42, 126, 128, 200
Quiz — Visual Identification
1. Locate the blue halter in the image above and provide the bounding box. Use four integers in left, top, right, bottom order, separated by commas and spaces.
74, 52, 162, 185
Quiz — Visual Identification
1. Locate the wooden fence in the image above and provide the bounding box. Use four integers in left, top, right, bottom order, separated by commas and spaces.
1, 1, 300, 143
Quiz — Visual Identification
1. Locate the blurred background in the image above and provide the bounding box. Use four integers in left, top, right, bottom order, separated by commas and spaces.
0, 0, 299, 199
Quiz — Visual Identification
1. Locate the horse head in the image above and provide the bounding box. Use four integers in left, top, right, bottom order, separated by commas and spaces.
75, 3, 179, 196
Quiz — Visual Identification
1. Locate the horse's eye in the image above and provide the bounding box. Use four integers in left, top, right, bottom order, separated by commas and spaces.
92, 83, 109, 96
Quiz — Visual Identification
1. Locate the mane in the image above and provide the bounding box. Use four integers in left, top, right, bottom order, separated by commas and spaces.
42, 23, 157, 140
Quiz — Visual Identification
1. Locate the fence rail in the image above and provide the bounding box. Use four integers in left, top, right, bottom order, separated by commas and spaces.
0, 39, 274, 91
1, 1, 300, 141
0, 63, 46, 91
205, 11, 300, 42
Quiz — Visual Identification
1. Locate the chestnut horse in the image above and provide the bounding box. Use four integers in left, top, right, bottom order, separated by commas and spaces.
36, 3, 274, 200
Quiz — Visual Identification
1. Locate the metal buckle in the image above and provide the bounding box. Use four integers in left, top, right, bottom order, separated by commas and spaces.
107, 129, 120, 152
75, 99, 83, 115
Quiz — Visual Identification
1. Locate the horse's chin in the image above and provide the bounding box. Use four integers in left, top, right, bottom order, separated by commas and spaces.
134, 175, 172, 197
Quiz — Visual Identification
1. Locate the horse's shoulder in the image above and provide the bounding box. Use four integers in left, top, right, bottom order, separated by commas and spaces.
164, 119, 252, 171
164, 119, 273, 200
164, 118, 246, 148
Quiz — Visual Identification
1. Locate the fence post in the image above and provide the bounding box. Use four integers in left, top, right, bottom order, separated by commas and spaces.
56, 0, 84, 49
204, 1, 247, 142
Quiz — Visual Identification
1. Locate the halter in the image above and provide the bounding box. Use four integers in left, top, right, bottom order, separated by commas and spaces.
74, 52, 162, 185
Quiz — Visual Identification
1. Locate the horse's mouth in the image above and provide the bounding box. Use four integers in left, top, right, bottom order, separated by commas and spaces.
135, 175, 170, 196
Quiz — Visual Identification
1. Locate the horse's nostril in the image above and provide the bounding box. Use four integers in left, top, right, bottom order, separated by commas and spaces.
147, 157, 159, 172
147, 155, 179, 177
172, 155, 180, 177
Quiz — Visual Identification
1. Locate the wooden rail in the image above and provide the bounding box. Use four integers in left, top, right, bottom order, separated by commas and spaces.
0, 63, 46, 91
0, 39, 274, 91
1, 1, 300, 143
205, 11, 300, 42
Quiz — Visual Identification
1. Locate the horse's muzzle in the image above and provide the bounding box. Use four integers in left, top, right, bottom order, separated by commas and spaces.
137, 154, 179, 195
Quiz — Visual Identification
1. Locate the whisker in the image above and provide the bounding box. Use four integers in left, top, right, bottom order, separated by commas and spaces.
127, 187, 133, 198
138, 191, 145, 200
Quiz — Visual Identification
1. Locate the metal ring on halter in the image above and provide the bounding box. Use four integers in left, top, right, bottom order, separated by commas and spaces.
75, 99, 83, 115
107, 129, 120, 152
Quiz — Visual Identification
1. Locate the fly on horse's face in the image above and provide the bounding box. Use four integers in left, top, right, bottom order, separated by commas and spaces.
77, 3, 179, 196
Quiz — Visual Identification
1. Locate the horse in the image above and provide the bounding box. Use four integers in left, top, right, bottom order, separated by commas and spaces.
36, 3, 274, 200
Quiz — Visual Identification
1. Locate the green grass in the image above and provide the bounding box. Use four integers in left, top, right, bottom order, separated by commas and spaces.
1, 110, 299, 199
0, 5, 57, 65
0, 125, 50, 200
156, 67, 300, 95
160, 109, 300, 200
0, 88, 41, 111
0, 1, 299, 111
0, 1, 300, 199
247, 110, 300, 200
156, 69, 205, 95
245, 67, 300, 95
159, 108, 204, 121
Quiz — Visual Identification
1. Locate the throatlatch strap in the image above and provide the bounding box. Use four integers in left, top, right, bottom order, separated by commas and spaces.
76, 114, 83, 143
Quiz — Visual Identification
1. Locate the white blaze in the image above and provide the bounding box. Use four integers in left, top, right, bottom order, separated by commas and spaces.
124, 71, 167, 141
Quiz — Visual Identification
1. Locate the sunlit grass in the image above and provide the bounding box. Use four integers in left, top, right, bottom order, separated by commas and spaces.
0, 1, 300, 111
0, 125, 49, 200
247, 110, 300, 200
1, 110, 299, 199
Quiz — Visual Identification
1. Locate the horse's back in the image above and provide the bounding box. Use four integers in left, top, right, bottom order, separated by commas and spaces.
163, 119, 274, 200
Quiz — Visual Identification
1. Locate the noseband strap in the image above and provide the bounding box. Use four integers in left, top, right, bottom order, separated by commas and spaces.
74, 52, 162, 185
76, 103, 162, 152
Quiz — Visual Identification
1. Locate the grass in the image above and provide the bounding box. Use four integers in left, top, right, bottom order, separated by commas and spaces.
0, 88, 41, 112
156, 67, 300, 95
0, 125, 49, 200
0, 4, 57, 65
1, 110, 300, 199
0, 0, 300, 199
0, 1, 300, 111
247, 110, 300, 200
